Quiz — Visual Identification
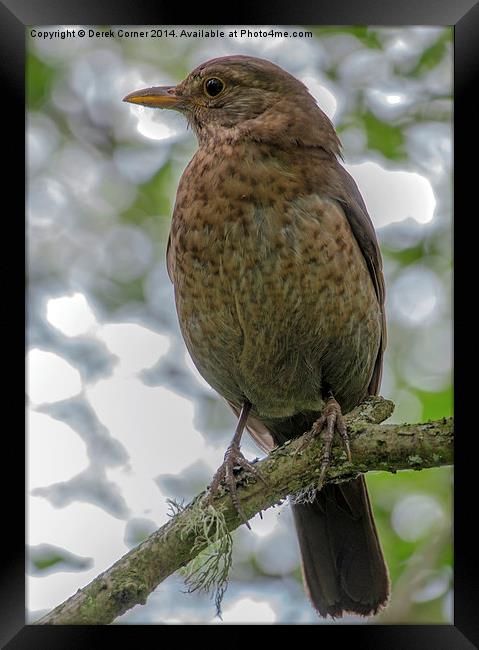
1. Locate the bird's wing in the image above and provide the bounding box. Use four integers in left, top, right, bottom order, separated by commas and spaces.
329, 161, 387, 396
238, 162, 387, 451
165, 232, 174, 283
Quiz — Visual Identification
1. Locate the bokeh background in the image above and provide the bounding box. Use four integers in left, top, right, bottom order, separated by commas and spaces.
27, 25, 453, 624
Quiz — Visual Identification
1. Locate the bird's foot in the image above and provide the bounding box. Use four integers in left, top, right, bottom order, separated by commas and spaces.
296, 396, 351, 491
207, 443, 266, 530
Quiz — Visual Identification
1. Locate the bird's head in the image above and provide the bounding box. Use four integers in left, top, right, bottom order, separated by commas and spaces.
123, 55, 341, 154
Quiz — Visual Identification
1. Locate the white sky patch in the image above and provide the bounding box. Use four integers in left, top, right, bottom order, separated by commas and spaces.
46, 292, 97, 338
28, 410, 89, 489
27, 498, 128, 611
28, 114, 60, 174
85, 378, 207, 477
105, 466, 170, 524
128, 104, 185, 141
391, 266, 442, 325
217, 597, 276, 623
96, 323, 170, 374
365, 87, 414, 121
442, 589, 453, 622
395, 292, 436, 324
259, 37, 286, 51
386, 94, 403, 105
113, 145, 170, 184
250, 507, 281, 538
391, 494, 445, 542
31, 25, 87, 63
412, 567, 451, 603
344, 161, 436, 227
28, 349, 82, 405
52, 145, 100, 197
301, 75, 337, 119
27, 499, 128, 563
255, 534, 300, 576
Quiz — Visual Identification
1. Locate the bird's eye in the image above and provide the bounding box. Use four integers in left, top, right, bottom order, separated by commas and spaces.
204, 77, 225, 97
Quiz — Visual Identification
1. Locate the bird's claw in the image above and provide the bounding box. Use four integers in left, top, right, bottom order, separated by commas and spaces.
295, 396, 351, 491
207, 444, 266, 530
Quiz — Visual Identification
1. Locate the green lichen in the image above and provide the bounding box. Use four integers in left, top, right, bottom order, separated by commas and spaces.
176, 501, 233, 618
166, 497, 187, 518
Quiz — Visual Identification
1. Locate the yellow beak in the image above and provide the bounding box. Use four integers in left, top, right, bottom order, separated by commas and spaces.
122, 85, 180, 108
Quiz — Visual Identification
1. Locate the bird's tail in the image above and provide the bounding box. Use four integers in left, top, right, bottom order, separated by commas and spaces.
291, 475, 390, 618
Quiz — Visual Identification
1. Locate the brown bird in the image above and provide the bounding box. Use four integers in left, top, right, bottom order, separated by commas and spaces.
124, 55, 390, 618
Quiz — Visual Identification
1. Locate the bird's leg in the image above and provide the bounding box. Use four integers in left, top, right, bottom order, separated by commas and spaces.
207, 401, 266, 529
296, 395, 351, 491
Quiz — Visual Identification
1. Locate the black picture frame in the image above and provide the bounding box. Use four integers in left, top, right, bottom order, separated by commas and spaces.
4, 0, 476, 646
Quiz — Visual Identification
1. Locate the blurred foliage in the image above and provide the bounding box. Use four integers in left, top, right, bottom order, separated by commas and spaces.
312, 26, 383, 50
361, 112, 407, 159
27, 25, 452, 624
33, 554, 64, 572
414, 387, 453, 422
411, 30, 452, 76
120, 162, 175, 226
27, 53, 56, 110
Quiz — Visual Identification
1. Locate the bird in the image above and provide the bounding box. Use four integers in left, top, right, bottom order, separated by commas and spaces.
123, 54, 390, 618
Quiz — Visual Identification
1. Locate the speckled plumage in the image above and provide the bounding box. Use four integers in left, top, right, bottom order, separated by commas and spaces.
126, 55, 390, 618
168, 141, 381, 420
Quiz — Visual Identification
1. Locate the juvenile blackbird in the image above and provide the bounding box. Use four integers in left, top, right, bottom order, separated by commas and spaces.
124, 55, 390, 618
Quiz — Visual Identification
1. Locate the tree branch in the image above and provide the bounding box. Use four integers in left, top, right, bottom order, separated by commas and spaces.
36, 396, 453, 625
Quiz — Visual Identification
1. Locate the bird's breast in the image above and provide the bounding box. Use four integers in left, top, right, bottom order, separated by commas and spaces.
168, 145, 381, 417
